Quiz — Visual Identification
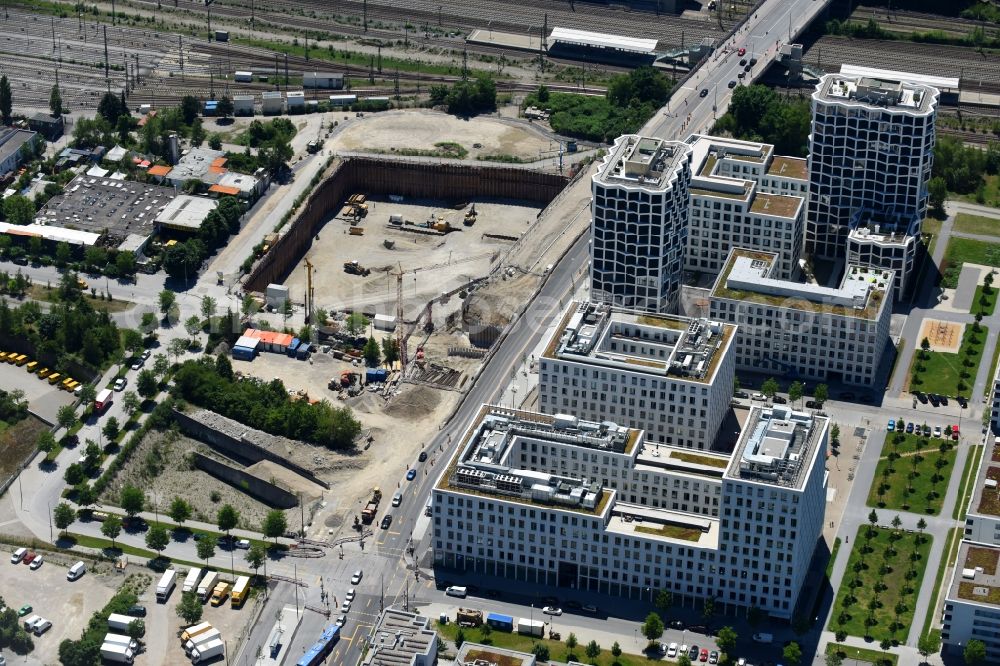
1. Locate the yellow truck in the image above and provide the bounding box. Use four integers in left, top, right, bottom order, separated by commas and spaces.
25, 361, 37, 373
37, 368, 50, 378
210, 581, 230, 606
47, 373, 62, 385
13, 354, 27, 366
0, 353, 8, 363
231, 575, 251, 608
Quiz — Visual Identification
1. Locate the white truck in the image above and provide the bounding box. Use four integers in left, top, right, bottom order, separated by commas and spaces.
107, 613, 142, 635
182, 567, 203, 594
156, 568, 177, 602
104, 633, 139, 651
516, 618, 544, 637
190, 637, 225, 664
100, 642, 135, 664
185, 628, 221, 655
197, 571, 219, 602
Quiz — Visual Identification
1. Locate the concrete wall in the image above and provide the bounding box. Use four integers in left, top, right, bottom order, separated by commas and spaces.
172, 409, 331, 490
243, 157, 568, 292
192, 453, 298, 509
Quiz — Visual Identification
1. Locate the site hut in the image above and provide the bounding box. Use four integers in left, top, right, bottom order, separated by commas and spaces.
538, 300, 736, 450
303, 72, 344, 90
708, 248, 893, 387
808, 67, 942, 298
286, 91, 306, 114
0, 128, 40, 178
234, 70, 253, 83
233, 95, 255, 117
431, 403, 828, 619
261, 91, 284, 115
546, 26, 660, 67
684, 134, 806, 280
590, 134, 693, 314
154, 195, 219, 238
361, 608, 437, 665
329, 94, 357, 108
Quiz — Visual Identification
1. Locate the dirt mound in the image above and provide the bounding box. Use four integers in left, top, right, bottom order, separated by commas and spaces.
384, 384, 441, 420
244, 460, 327, 502
463, 273, 538, 327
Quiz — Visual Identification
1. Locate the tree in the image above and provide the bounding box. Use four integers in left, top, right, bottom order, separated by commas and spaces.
122, 391, 140, 416
116, 250, 136, 277
532, 643, 550, 661
97, 91, 126, 125
346, 312, 369, 335
153, 354, 170, 378
761, 377, 779, 400
53, 502, 76, 536
783, 641, 802, 666
49, 83, 62, 116
455, 628, 466, 649
921, 337, 931, 354
176, 591, 203, 625
159, 290, 177, 318
641, 612, 664, 641
868, 509, 879, 531
566, 632, 578, 654
678, 656, 692, 666
611, 641, 622, 659
36, 429, 56, 454
180, 95, 200, 125
201, 296, 217, 321
788, 380, 804, 406
892, 514, 902, 531
655, 589, 673, 611
831, 423, 841, 445
216, 95, 234, 119
965, 639, 987, 664
145, 523, 170, 556
585, 640, 601, 659
702, 596, 716, 623
119, 484, 146, 519
102, 416, 120, 443
262, 509, 288, 545
185, 315, 202, 344
57, 404, 77, 431
55, 241, 72, 266
928, 176, 948, 217
190, 117, 206, 147
4, 194, 35, 226
168, 337, 189, 363
169, 497, 192, 526
381, 337, 399, 365
826, 652, 844, 666
918, 632, 940, 662
0, 74, 11, 125
196, 534, 217, 565
102, 514, 123, 549
208, 133, 223, 150
246, 542, 266, 577
217, 504, 239, 539
136, 369, 158, 399
363, 336, 380, 366
716, 626, 737, 655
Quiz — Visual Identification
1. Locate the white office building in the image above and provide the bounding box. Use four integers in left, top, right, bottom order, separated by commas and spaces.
942, 541, 1000, 662
808, 72, 938, 297
432, 403, 828, 620
685, 134, 807, 280
708, 248, 893, 386
538, 301, 736, 450
590, 134, 692, 314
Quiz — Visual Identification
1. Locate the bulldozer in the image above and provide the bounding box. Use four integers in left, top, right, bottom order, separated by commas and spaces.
463, 204, 478, 227
344, 260, 371, 277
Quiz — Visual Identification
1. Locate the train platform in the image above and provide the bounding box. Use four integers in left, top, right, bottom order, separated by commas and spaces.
467, 28, 546, 53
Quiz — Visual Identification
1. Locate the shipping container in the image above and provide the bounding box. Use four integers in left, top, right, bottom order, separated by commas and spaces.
287, 338, 300, 356
486, 612, 513, 631
296, 343, 311, 360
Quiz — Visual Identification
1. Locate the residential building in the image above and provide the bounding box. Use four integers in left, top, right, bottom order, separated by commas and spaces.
538, 301, 736, 450
808, 72, 939, 296
684, 134, 807, 280
590, 134, 692, 314
708, 248, 893, 386
431, 403, 828, 620
942, 542, 1000, 662
0, 128, 39, 178
360, 608, 437, 666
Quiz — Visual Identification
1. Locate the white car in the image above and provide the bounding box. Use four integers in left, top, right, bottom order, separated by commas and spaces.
141, 350, 151, 360
351, 570, 363, 585
541, 606, 562, 616
340, 600, 351, 613
130, 360, 143, 371
346, 588, 356, 602
934, 426, 942, 438
10, 547, 26, 564
113, 377, 127, 391
336, 615, 346, 626
666, 643, 679, 658
29, 555, 43, 570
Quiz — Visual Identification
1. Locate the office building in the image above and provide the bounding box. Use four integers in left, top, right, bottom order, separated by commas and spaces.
431, 403, 828, 620
685, 134, 807, 280
808, 72, 939, 296
709, 249, 892, 386
590, 135, 692, 314
361, 608, 437, 666
538, 301, 736, 450
942, 542, 1000, 662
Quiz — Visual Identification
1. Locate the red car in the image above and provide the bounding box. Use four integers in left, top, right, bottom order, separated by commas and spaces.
700, 648, 710, 662
22, 551, 36, 565
952, 425, 960, 440
738, 47, 746, 56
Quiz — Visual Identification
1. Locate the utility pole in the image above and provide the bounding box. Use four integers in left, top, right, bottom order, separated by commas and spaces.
363, 0, 367, 32
51, 16, 55, 52
284, 53, 289, 89
298, 492, 305, 537
377, 44, 382, 74
179, 35, 184, 79
461, 48, 467, 80
250, 0, 254, 29
111, 0, 116, 24
293, 564, 299, 615
380, 573, 384, 611
394, 69, 400, 100
104, 26, 110, 91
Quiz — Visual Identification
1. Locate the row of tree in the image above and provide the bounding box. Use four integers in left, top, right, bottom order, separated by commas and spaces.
161, 196, 245, 281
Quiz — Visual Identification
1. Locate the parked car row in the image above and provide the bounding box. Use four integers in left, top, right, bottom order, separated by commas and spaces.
662, 643, 718, 663
887, 420, 959, 439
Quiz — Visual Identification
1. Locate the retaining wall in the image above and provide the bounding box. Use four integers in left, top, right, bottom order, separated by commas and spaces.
172, 410, 331, 490
191, 453, 299, 509
243, 157, 568, 292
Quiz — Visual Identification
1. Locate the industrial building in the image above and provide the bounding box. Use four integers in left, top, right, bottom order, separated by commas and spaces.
432, 402, 828, 620
303, 72, 344, 89
154, 195, 218, 233
684, 134, 807, 280
149, 147, 229, 187
360, 608, 437, 666
286, 91, 305, 112
708, 249, 893, 386
808, 71, 940, 297
262, 91, 284, 115
27, 112, 63, 140
590, 134, 692, 314
0, 128, 39, 178
538, 301, 736, 450
234, 95, 255, 116
211, 171, 263, 200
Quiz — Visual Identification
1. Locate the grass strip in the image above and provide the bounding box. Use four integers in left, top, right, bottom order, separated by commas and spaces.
954, 445, 985, 521
920, 527, 961, 639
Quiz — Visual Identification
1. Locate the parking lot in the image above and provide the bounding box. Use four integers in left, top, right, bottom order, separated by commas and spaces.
0, 549, 117, 665
0, 361, 74, 424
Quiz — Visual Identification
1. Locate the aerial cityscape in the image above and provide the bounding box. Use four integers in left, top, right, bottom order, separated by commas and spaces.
1, 0, 1000, 665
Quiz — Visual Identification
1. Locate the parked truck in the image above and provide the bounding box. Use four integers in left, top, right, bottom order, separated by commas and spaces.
197, 572, 219, 602
360, 487, 382, 524
104, 633, 139, 651
107, 613, 143, 635
100, 642, 135, 664
210, 581, 231, 606
517, 618, 544, 637
182, 567, 203, 594
181, 622, 213, 644
456, 608, 483, 627
190, 638, 225, 664
185, 628, 221, 654
156, 568, 177, 602
231, 575, 251, 608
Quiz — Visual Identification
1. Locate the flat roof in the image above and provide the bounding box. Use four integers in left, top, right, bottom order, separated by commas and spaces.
839, 64, 958, 91
548, 27, 658, 54
0, 221, 100, 246
0, 128, 37, 172
361, 608, 436, 666
456, 643, 536, 666
948, 541, 1000, 608
727, 405, 826, 490
217, 171, 259, 193
154, 195, 217, 231
767, 156, 807, 180
594, 134, 691, 191
606, 503, 719, 548
970, 459, 1000, 518
750, 192, 802, 218
168, 147, 227, 183
814, 73, 938, 115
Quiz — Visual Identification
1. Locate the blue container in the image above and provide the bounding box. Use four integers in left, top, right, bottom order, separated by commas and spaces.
232, 345, 255, 361
296, 343, 311, 360
287, 338, 300, 356
486, 613, 513, 632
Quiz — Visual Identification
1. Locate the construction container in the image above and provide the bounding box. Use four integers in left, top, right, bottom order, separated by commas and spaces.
295, 343, 311, 360
287, 338, 300, 357
366, 368, 388, 383
373, 314, 396, 331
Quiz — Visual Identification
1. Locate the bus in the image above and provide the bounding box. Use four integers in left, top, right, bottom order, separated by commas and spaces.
296, 625, 340, 666
95, 388, 113, 413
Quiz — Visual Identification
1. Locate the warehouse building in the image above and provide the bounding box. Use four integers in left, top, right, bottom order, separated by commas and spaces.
154, 195, 218, 233
303, 72, 344, 89
0, 128, 39, 178
538, 301, 736, 450
432, 402, 828, 620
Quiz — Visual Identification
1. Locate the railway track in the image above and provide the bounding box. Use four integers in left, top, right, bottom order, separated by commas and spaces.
850, 5, 984, 40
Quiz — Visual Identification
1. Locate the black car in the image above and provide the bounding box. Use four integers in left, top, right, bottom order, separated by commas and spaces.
805, 400, 822, 409
749, 58, 758, 66
418, 451, 428, 462
940, 395, 949, 406
772, 395, 787, 404
700, 88, 709, 97
958, 396, 968, 408
744, 64, 751, 72
381, 514, 393, 529
126, 605, 147, 618
929, 393, 940, 406
737, 72, 746, 79
689, 645, 700, 661
735, 391, 749, 399
728, 80, 737, 89
915, 391, 928, 404
670, 620, 685, 629
739, 58, 747, 66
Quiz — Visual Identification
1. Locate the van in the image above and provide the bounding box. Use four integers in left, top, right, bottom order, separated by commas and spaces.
425, 497, 432, 517
67, 561, 86, 581
32, 618, 52, 636
752, 632, 773, 644
22, 615, 41, 632
446, 586, 468, 598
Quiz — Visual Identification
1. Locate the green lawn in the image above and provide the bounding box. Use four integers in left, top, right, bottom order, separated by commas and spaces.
923, 217, 943, 258
827, 537, 842, 578
438, 621, 663, 665
921, 527, 961, 639
973, 285, 999, 316
954, 213, 1000, 237
66, 533, 253, 575
825, 643, 898, 666
867, 433, 957, 515
940, 237, 1000, 288
828, 526, 933, 642
955, 445, 985, 520
954, 175, 1000, 208
908, 324, 988, 399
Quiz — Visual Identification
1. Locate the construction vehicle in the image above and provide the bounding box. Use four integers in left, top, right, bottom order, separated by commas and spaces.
344, 260, 371, 277
457, 608, 483, 627
306, 139, 323, 154
424, 216, 453, 233
360, 488, 382, 524
463, 204, 478, 226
